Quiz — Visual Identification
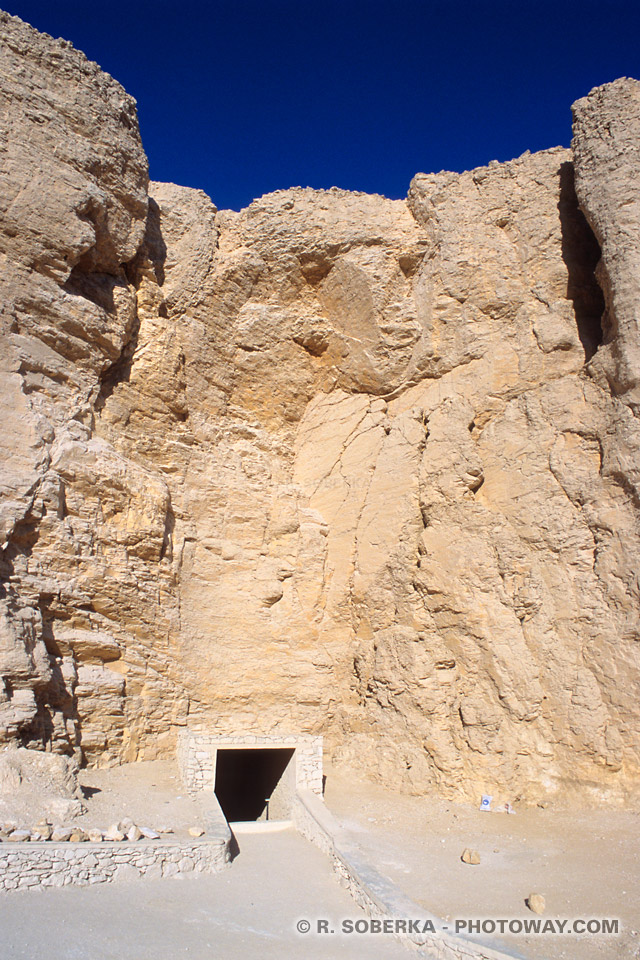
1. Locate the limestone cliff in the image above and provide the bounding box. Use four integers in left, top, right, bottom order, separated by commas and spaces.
1, 10, 639, 804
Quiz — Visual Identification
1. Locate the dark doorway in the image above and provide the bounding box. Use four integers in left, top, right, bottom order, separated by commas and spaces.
214, 748, 294, 822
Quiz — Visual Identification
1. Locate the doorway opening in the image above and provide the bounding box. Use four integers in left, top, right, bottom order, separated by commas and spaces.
214, 747, 295, 822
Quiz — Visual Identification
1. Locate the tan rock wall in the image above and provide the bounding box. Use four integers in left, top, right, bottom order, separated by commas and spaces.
1, 11, 639, 802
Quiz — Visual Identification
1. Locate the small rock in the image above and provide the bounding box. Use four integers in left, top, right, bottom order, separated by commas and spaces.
104, 825, 125, 842
527, 893, 546, 914
68, 828, 88, 842
7, 830, 31, 842
32, 824, 53, 841
117, 818, 134, 834
461, 848, 481, 864
88, 829, 103, 843
157, 825, 173, 834
139, 826, 161, 840
51, 826, 73, 842
46, 798, 85, 822
126, 825, 142, 841
188, 826, 205, 838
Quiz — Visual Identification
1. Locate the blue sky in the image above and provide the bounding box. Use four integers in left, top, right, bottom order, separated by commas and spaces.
4, 0, 640, 210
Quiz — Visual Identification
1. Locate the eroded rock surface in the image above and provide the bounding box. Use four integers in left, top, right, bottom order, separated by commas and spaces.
573, 78, 640, 409
1, 10, 639, 803
0, 747, 84, 823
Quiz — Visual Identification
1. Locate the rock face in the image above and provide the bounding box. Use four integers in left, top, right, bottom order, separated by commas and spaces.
0, 747, 83, 824
572, 78, 640, 410
0, 10, 639, 803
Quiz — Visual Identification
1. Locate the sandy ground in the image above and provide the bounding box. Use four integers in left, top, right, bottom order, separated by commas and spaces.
76, 760, 209, 838
0, 828, 415, 960
323, 763, 640, 960
1, 757, 639, 959
0, 760, 210, 839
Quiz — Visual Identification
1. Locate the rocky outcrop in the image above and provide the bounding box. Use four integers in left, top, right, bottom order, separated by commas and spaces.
0, 10, 639, 803
0, 747, 84, 823
0, 9, 170, 761
573, 78, 640, 410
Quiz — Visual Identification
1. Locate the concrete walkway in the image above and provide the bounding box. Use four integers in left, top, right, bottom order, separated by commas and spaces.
0, 827, 414, 959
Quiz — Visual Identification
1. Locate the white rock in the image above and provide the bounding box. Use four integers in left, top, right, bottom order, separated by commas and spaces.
104, 825, 125, 842
7, 830, 30, 842
50, 826, 73, 842
139, 827, 161, 840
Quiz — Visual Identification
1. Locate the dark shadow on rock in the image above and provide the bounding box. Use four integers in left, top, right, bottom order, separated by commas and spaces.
94, 199, 167, 411
558, 161, 606, 361
142, 197, 167, 287
81, 785, 102, 799
228, 829, 241, 862
160, 503, 175, 562
63, 268, 123, 313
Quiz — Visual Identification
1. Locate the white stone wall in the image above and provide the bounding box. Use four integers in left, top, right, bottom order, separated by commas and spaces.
178, 732, 323, 797
0, 838, 230, 891
294, 737, 323, 794
293, 790, 521, 960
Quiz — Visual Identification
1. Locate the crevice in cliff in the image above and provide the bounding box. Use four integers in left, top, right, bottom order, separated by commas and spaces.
93, 201, 167, 413
0, 512, 78, 755
558, 162, 605, 361
18, 657, 77, 757
160, 503, 175, 562
94, 312, 140, 413
0, 511, 41, 580
63, 265, 125, 314
603, 468, 640, 513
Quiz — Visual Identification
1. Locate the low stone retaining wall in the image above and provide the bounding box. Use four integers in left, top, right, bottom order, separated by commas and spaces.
0, 793, 232, 892
0, 836, 231, 891
292, 789, 525, 960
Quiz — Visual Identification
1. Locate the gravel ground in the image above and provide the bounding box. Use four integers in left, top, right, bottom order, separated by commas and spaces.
75, 760, 209, 838
323, 763, 640, 960
0, 759, 209, 840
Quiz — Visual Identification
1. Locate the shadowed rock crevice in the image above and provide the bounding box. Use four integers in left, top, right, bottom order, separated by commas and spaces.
63, 267, 124, 314
0, 512, 43, 627
572, 79, 640, 409
558, 161, 605, 361
94, 202, 167, 413
94, 314, 140, 412
138, 198, 167, 288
